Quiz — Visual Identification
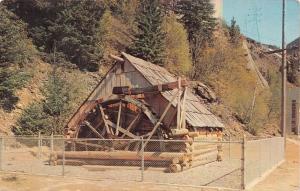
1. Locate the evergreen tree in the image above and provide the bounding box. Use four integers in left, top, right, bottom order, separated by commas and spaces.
128, 0, 166, 65
14, 68, 72, 135
176, 0, 217, 65
4, 0, 105, 71
13, 103, 50, 135
41, 69, 72, 134
47, 1, 105, 71
229, 17, 241, 45
163, 13, 192, 75
0, 4, 36, 65
0, 68, 31, 111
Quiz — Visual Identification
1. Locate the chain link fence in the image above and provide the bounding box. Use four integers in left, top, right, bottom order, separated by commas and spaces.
0, 135, 284, 190
244, 137, 285, 189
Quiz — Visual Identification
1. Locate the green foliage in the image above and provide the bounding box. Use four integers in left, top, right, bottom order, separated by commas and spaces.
163, 13, 192, 75
266, 62, 281, 122
4, 0, 105, 71
0, 68, 32, 111
191, 29, 277, 135
42, 70, 71, 118
0, 5, 36, 65
228, 17, 241, 45
128, 0, 166, 65
12, 103, 50, 135
14, 69, 73, 135
106, 0, 139, 25
176, 0, 217, 63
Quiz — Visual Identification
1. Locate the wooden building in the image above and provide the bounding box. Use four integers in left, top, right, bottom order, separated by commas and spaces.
65, 52, 224, 141
57, 53, 225, 172
287, 87, 300, 135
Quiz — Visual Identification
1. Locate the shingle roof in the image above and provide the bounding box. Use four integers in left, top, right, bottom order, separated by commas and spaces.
121, 52, 224, 128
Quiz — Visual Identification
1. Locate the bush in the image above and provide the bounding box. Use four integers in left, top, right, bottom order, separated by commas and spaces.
0, 68, 32, 111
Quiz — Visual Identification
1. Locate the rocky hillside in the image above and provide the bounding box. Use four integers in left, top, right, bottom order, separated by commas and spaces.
0, 0, 284, 138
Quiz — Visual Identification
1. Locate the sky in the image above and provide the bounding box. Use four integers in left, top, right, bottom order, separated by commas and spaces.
223, 0, 300, 47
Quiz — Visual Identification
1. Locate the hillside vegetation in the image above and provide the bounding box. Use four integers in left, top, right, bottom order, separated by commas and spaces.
0, 0, 281, 136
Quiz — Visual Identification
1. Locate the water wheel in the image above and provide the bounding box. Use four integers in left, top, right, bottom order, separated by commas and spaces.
72, 96, 167, 151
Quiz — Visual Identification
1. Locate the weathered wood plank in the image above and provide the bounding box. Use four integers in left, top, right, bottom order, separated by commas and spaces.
112, 79, 188, 95
106, 120, 140, 139
84, 121, 104, 139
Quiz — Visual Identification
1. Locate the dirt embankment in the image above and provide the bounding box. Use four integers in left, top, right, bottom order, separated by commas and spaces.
0, 61, 51, 135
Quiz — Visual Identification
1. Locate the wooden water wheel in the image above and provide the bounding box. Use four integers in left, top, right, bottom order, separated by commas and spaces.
71, 95, 174, 151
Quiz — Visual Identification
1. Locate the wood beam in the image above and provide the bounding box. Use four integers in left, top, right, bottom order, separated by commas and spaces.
177, 77, 182, 129
180, 87, 187, 129
112, 79, 188, 95
116, 101, 122, 136
99, 105, 111, 135
84, 121, 104, 139
121, 113, 142, 138
141, 90, 179, 151
109, 54, 124, 62
123, 96, 158, 125
106, 120, 140, 139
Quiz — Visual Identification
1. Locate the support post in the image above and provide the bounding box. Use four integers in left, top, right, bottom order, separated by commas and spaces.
38, 132, 41, 159
141, 137, 144, 182
241, 135, 246, 190
51, 133, 54, 152
281, 0, 287, 150
0, 137, 3, 171
180, 86, 187, 129
116, 101, 122, 136
141, 90, 179, 151
62, 139, 65, 176
177, 77, 181, 129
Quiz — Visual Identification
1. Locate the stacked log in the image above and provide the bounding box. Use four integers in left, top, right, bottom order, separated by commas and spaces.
49, 134, 223, 173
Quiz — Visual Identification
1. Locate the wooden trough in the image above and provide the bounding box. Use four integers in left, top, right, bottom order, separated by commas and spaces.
60, 52, 224, 172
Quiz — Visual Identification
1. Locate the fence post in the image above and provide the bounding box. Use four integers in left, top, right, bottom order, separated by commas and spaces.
259, 139, 262, 176
141, 137, 144, 182
51, 133, 54, 152
0, 137, 3, 171
241, 135, 246, 190
269, 138, 272, 169
38, 132, 41, 159
62, 139, 65, 176
229, 134, 231, 160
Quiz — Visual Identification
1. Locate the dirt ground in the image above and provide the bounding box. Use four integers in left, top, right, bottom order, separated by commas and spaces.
0, 139, 299, 191
0, 173, 235, 191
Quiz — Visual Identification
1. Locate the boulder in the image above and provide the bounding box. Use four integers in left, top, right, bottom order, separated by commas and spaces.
190, 81, 217, 103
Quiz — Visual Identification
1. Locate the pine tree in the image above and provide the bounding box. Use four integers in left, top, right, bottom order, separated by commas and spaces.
0, 68, 31, 111
14, 68, 72, 135
41, 69, 72, 134
47, 1, 105, 71
4, 0, 105, 71
176, 0, 217, 64
163, 13, 192, 75
0, 4, 36, 65
128, 0, 166, 65
229, 17, 241, 45
13, 103, 51, 135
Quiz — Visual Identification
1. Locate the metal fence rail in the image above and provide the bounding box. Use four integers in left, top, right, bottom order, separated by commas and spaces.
0, 136, 284, 190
